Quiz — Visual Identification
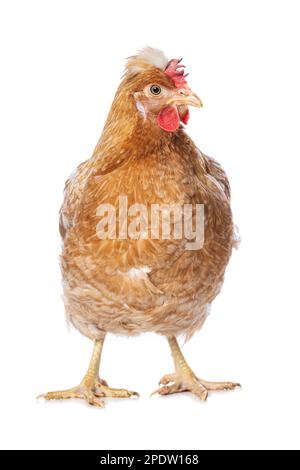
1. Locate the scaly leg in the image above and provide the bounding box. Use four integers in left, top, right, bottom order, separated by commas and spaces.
153, 336, 240, 401
38, 337, 139, 407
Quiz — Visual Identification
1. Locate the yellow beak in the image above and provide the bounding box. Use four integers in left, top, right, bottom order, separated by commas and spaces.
167, 88, 203, 108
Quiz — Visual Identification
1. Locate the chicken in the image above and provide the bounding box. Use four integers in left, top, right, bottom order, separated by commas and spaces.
38, 47, 240, 407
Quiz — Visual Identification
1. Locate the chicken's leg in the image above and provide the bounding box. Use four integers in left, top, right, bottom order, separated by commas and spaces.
38, 337, 139, 407
153, 336, 240, 401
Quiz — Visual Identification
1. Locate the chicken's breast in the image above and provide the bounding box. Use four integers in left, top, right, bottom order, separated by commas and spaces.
60, 130, 234, 341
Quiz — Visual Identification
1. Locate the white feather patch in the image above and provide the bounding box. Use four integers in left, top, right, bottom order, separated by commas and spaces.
233, 224, 241, 248
136, 46, 169, 69
126, 46, 169, 76
135, 100, 146, 118
127, 266, 151, 278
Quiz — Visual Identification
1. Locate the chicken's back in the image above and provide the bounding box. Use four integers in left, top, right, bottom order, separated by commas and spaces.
59, 159, 92, 240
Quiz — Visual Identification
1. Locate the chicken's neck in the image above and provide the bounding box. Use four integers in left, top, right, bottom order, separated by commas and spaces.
90, 90, 182, 172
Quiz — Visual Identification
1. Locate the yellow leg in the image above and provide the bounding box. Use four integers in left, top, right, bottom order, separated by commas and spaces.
38, 337, 139, 407
153, 336, 240, 401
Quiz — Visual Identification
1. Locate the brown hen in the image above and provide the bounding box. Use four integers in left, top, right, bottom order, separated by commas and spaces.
39, 47, 239, 407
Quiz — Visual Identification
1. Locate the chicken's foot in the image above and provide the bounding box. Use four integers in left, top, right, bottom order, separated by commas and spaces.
152, 336, 240, 401
38, 338, 139, 407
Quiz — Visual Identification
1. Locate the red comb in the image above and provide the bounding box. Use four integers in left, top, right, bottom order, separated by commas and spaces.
164, 58, 189, 89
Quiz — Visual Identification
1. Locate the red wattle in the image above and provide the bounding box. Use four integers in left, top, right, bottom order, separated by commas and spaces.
181, 108, 189, 124
157, 105, 180, 132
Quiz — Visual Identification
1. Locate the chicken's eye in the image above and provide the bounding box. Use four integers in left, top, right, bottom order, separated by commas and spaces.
150, 85, 162, 96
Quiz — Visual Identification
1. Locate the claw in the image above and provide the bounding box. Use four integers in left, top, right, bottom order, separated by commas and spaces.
87, 396, 105, 408
37, 394, 47, 402
159, 374, 176, 386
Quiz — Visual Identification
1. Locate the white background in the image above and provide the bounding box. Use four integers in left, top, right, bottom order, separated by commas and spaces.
0, 0, 299, 450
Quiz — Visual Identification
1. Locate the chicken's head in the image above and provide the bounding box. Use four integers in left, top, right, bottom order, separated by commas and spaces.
124, 47, 202, 133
